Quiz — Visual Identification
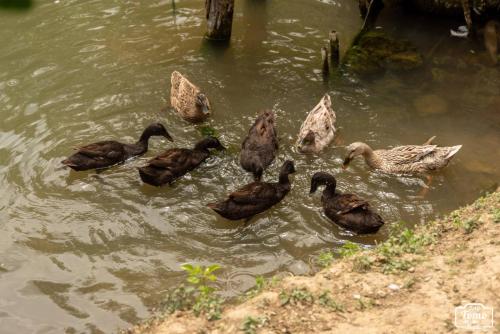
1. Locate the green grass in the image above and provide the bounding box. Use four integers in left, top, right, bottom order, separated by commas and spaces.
242, 316, 268, 334
338, 241, 362, 258
279, 288, 314, 306
316, 250, 335, 267
317, 291, 345, 312
352, 255, 374, 273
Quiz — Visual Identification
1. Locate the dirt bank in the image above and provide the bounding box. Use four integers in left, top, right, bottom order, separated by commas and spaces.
125, 190, 500, 334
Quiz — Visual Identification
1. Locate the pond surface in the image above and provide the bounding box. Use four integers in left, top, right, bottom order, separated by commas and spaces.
0, 0, 499, 332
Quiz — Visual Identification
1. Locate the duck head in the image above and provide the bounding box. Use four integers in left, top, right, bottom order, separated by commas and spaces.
342, 142, 370, 169
282, 160, 296, 174
195, 93, 211, 116
195, 136, 225, 151
310, 172, 336, 194
298, 130, 316, 153
141, 123, 173, 142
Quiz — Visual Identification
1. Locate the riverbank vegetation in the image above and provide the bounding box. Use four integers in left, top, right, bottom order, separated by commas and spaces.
125, 189, 499, 333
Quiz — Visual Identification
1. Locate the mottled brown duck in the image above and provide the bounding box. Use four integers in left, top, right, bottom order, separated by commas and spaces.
208, 160, 296, 221
138, 136, 224, 186
170, 71, 211, 123
342, 138, 462, 174
240, 110, 279, 180
310, 172, 384, 234
296, 93, 336, 153
62, 123, 173, 171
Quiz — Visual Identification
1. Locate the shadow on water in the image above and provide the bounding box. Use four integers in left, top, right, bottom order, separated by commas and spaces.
0, 0, 32, 10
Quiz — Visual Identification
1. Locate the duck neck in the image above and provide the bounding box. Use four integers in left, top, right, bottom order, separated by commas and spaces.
279, 172, 291, 186
194, 142, 210, 153
322, 183, 336, 198
136, 132, 151, 150
361, 145, 379, 168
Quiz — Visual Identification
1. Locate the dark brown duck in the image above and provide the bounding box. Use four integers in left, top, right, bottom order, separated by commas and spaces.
138, 136, 225, 186
310, 172, 384, 234
61, 123, 173, 171
240, 110, 279, 180
208, 160, 295, 221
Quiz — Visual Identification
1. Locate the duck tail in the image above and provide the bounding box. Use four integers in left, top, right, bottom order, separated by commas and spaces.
423, 136, 437, 145
445, 145, 462, 160
138, 167, 161, 186
61, 158, 78, 170
207, 202, 223, 214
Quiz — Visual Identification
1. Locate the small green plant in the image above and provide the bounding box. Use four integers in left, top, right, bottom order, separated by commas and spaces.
254, 275, 265, 290
493, 209, 500, 223
316, 250, 335, 267
382, 258, 412, 274
181, 263, 223, 320
463, 219, 479, 234
338, 241, 361, 258
452, 217, 479, 234
352, 255, 374, 273
279, 288, 313, 306
243, 275, 281, 301
317, 291, 344, 312
199, 125, 218, 137
356, 297, 373, 310
242, 316, 268, 334
403, 277, 418, 289
159, 285, 196, 314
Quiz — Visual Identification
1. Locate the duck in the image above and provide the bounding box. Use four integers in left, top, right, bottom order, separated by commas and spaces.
170, 71, 211, 123
62, 123, 173, 171
240, 110, 279, 180
138, 136, 225, 186
342, 137, 462, 175
208, 160, 296, 221
310, 172, 384, 234
296, 94, 336, 153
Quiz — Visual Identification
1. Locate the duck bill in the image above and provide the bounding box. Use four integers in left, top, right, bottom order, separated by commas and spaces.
164, 132, 174, 142
342, 156, 351, 169
202, 104, 210, 115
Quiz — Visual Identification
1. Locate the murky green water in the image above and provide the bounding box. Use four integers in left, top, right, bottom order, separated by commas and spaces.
0, 0, 499, 332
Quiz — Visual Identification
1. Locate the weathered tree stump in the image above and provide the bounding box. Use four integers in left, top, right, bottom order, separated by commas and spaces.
205, 0, 235, 41
329, 30, 340, 67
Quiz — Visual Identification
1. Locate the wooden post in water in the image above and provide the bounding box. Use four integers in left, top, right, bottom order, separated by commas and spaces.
329, 30, 339, 67
205, 0, 235, 41
321, 46, 329, 76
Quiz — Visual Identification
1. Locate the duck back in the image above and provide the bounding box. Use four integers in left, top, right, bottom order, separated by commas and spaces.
138, 148, 209, 186
240, 110, 278, 179
323, 192, 384, 234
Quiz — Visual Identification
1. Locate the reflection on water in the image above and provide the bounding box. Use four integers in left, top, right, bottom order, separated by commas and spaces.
0, 0, 499, 332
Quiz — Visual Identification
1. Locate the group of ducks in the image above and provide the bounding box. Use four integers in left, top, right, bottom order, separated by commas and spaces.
62, 72, 462, 234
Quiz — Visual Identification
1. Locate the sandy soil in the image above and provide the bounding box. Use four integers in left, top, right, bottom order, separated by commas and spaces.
125, 190, 500, 334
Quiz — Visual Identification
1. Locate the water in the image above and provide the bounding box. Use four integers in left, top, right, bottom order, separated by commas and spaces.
0, 1, 499, 332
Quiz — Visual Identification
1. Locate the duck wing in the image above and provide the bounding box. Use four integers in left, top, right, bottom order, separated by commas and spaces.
147, 148, 192, 169
77, 141, 125, 160
331, 193, 370, 215
297, 95, 336, 141
229, 182, 278, 205
386, 145, 437, 165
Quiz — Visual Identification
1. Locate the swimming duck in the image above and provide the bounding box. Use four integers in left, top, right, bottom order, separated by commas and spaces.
62, 123, 173, 171
310, 172, 384, 234
296, 94, 336, 153
138, 136, 224, 186
170, 71, 211, 123
208, 160, 295, 221
240, 110, 279, 180
342, 138, 462, 174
